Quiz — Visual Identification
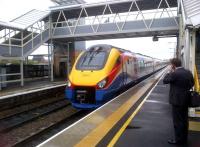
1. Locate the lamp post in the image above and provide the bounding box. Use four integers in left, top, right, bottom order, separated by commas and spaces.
67, 42, 72, 80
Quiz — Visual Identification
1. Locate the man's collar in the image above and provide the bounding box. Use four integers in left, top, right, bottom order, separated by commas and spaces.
175, 67, 183, 70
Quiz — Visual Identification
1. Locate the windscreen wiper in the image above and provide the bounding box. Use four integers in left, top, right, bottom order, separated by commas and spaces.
87, 51, 96, 65
81, 51, 91, 66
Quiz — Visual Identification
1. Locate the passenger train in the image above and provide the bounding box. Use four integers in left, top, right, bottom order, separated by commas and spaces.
65, 44, 165, 109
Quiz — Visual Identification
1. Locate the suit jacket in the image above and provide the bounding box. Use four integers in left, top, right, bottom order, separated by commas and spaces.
163, 67, 194, 106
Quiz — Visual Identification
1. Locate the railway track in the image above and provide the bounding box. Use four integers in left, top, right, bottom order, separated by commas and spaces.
0, 68, 165, 147
0, 96, 91, 147
0, 95, 64, 120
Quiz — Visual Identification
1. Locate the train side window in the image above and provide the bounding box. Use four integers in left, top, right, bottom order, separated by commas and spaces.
115, 57, 121, 66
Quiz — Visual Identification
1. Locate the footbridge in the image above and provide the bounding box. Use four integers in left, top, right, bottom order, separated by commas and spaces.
50, 0, 178, 41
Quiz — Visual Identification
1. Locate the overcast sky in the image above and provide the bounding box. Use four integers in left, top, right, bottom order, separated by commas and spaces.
86, 37, 176, 59
0, 0, 176, 59
0, 0, 104, 21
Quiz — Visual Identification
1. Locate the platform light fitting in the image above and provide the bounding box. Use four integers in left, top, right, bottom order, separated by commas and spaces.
153, 36, 158, 41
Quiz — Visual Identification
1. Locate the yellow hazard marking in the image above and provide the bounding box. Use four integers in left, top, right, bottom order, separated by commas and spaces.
108, 75, 162, 147
107, 92, 149, 147
74, 83, 152, 147
195, 111, 200, 115
189, 121, 200, 132
74, 70, 164, 147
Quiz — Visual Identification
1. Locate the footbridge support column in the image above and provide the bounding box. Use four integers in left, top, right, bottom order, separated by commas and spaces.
184, 29, 190, 69
50, 40, 54, 82
20, 59, 24, 86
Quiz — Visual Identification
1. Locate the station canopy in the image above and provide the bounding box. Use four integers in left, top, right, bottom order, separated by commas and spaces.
0, 20, 24, 30
0, 9, 50, 31
182, 0, 200, 28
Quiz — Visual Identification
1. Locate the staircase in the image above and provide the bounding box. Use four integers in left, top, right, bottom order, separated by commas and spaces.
0, 9, 50, 58
3, 30, 34, 45
0, 29, 50, 58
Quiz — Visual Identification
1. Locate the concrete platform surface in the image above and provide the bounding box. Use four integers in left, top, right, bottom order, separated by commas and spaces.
115, 79, 200, 147
0, 79, 66, 99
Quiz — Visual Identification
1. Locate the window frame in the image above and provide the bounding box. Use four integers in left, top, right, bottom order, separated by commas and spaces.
75, 50, 110, 71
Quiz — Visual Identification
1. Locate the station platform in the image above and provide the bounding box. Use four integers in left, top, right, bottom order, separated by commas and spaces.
38, 69, 200, 147
0, 79, 66, 99
110, 79, 200, 147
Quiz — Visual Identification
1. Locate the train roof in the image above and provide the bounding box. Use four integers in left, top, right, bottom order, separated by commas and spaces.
87, 44, 112, 52
135, 53, 163, 61
87, 44, 163, 61
87, 44, 133, 54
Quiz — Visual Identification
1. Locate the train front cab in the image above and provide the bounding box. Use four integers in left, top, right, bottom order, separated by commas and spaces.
65, 46, 127, 109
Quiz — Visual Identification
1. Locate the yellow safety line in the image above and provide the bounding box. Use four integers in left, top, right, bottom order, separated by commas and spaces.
195, 111, 200, 115
108, 75, 162, 147
74, 70, 165, 147
189, 121, 200, 131
74, 83, 151, 147
107, 93, 148, 147
194, 65, 200, 93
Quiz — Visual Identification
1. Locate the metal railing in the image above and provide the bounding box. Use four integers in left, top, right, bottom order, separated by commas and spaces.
53, 9, 177, 26
0, 64, 50, 88
0, 73, 21, 84
0, 21, 50, 54
0, 29, 20, 43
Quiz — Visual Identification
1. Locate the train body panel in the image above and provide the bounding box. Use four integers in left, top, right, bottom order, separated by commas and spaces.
65, 44, 165, 109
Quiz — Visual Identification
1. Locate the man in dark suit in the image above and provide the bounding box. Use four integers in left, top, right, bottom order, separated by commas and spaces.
163, 58, 194, 145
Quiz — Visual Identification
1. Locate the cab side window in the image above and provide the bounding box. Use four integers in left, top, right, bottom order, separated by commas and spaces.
116, 57, 121, 65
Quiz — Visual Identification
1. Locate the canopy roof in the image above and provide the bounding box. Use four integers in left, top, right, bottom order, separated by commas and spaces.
0, 9, 50, 31
182, 0, 200, 27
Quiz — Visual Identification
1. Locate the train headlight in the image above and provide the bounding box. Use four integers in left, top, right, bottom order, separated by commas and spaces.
66, 80, 71, 87
97, 79, 107, 89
